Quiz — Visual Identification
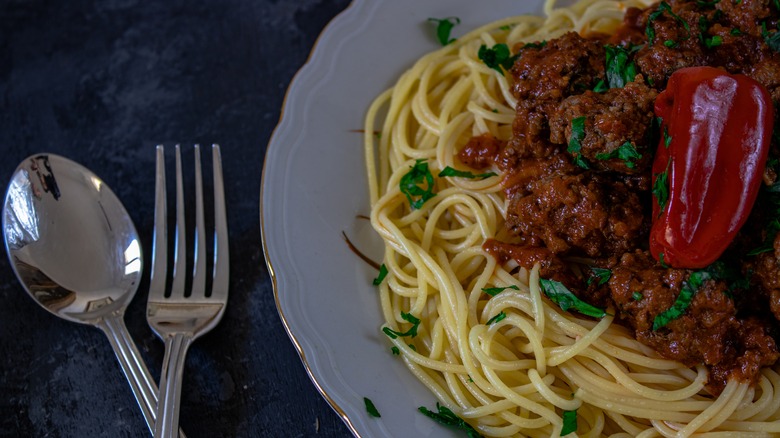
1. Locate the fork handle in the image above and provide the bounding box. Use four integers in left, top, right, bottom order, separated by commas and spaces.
98, 315, 187, 438
155, 332, 193, 438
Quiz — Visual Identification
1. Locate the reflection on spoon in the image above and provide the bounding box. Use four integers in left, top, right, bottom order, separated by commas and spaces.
2, 153, 183, 437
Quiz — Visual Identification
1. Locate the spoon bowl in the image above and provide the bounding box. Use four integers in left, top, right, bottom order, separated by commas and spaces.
2, 153, 173, 435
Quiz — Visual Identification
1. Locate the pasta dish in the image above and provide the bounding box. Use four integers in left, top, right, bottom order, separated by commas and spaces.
364, 0, 780, 436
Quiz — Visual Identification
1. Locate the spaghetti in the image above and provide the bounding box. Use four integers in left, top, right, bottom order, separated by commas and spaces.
364, 0, 780, 436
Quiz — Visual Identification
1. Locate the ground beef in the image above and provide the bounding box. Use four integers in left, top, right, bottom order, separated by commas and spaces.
464, 0, 780, 393
505, 172, 646, 258
548, 81, 657, 174
608, 251, 779, 393
501, 32, 606, 164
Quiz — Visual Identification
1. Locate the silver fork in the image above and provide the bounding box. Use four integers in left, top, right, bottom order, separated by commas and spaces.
147, 144, 229, 438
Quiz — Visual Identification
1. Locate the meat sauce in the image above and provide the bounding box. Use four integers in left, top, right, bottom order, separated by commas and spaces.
466, 0, 780, 394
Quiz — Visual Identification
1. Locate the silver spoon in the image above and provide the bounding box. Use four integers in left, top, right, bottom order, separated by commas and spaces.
2, 153, 180, 436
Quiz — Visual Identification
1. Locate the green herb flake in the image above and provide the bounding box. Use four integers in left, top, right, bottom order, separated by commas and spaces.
653, 270, 713, 330
604, 45, 639, 89
400, 159, 436, 210
478, 43, 520, 74
540, 279, 607, 318
482, 285, 520, 297
595, 141, 642, 168
382, 312, 421, 339
653, 158, 672, 213
567, 116, 590, 169
588, 267, 612, 286
438, 166, 497, 180
731, 27, 742, 36
562, 410, 578, 436
696, 0, 721, 7
364, 397, 381, 418
486, 311, 507, 325
419, 403, 483, 438
391, 346, 400, 355
428, 17, 460, 46
704, 35, 723, 48
659, 252, 669, 268
521, 40, 548, 50
592, 79, 608, 93
762, 22, 780, 52
663, 126, 672, 148
373, 264, 388, 286
632, 291, 644, 301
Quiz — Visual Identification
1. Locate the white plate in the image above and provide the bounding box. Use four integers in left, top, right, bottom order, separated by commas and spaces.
261, 1, 545, 436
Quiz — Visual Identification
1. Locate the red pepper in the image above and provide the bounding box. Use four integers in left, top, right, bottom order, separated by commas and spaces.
650, 66, 773, 269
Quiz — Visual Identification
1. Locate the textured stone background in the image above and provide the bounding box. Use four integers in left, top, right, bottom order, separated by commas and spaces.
0, 0, 353, 436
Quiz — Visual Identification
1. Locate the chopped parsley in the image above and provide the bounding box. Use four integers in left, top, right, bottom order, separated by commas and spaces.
731, 28, 742, 36
653, 158, 672, 213
562, 410, 578, 436
696, 0, 721, 7
486, 311, 507, 325
478, 43, 520, 74
632, 291, 644, 301
364, 397, 381, 418
382, 312, 421, 339
482, 285, 520, 296
704, 35, 723, 48
372, 264, 388, 286
567, 116, 590, 169
595, 141, 642, 168
428, 17, 460, 46
604, 45, 639, 89
419, 403, 483, 438
663, 126, 672, 148
438, 166, 497, 180
521, 40, 548, 50
588, 267, 612, 286
391, 346, 400, 355
400, 159, 436, 209
653, 270, 712, 330
540, 279, 607, 318
762, 22, 780, 53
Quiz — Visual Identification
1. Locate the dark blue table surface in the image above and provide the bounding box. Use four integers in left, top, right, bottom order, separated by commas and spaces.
0, 0, 353, 436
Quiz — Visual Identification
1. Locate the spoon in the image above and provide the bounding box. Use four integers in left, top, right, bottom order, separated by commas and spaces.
2, 153, 180, 436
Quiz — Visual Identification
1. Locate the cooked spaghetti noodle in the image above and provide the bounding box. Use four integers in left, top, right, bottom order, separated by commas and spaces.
364, 0, 780, 436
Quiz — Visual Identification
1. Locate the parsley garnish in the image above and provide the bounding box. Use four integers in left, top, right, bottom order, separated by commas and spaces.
595, 141, 642, 168
400, 159, 436, 209
567, 116, 590, 169
653, 270, 711, 330
521, 40, 548, 50
382, 312, 421, 339
663, 126, 672, 148
391, 346, 400, 355
632, 291, 644, 301
588, 267, 612, 286
364, 397, 381, 418
540, 279, 607, 318
762, 22, 780, 52
438, 166, 497, 180
428, 17, 460, 46
562, 410, 578, 436
696, 0, 721, 7
653, 158, 671, 213
704, 35, 723, 48
659, 252, 669, 268
604, 45, 639, 89
478, 43, 519, 74
419, 403, 483, 438
486, 311, 507, 325
482, 285, 519, 296
373, 264, 388, 286
731, 28, 742, 36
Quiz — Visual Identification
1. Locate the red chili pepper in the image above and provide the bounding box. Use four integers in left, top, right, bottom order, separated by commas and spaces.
650, 66, 773, 269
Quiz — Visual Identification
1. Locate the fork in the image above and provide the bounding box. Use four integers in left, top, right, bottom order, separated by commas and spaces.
147, 144, 229, 438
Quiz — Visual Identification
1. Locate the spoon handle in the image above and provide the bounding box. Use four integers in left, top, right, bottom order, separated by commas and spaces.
98, 314, 187, 438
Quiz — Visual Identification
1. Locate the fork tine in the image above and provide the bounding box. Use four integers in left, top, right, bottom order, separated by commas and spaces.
191, 145, 206, 297
211, 144, 229, 298
149, 145, 167, 297
171, 145, 187, 297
